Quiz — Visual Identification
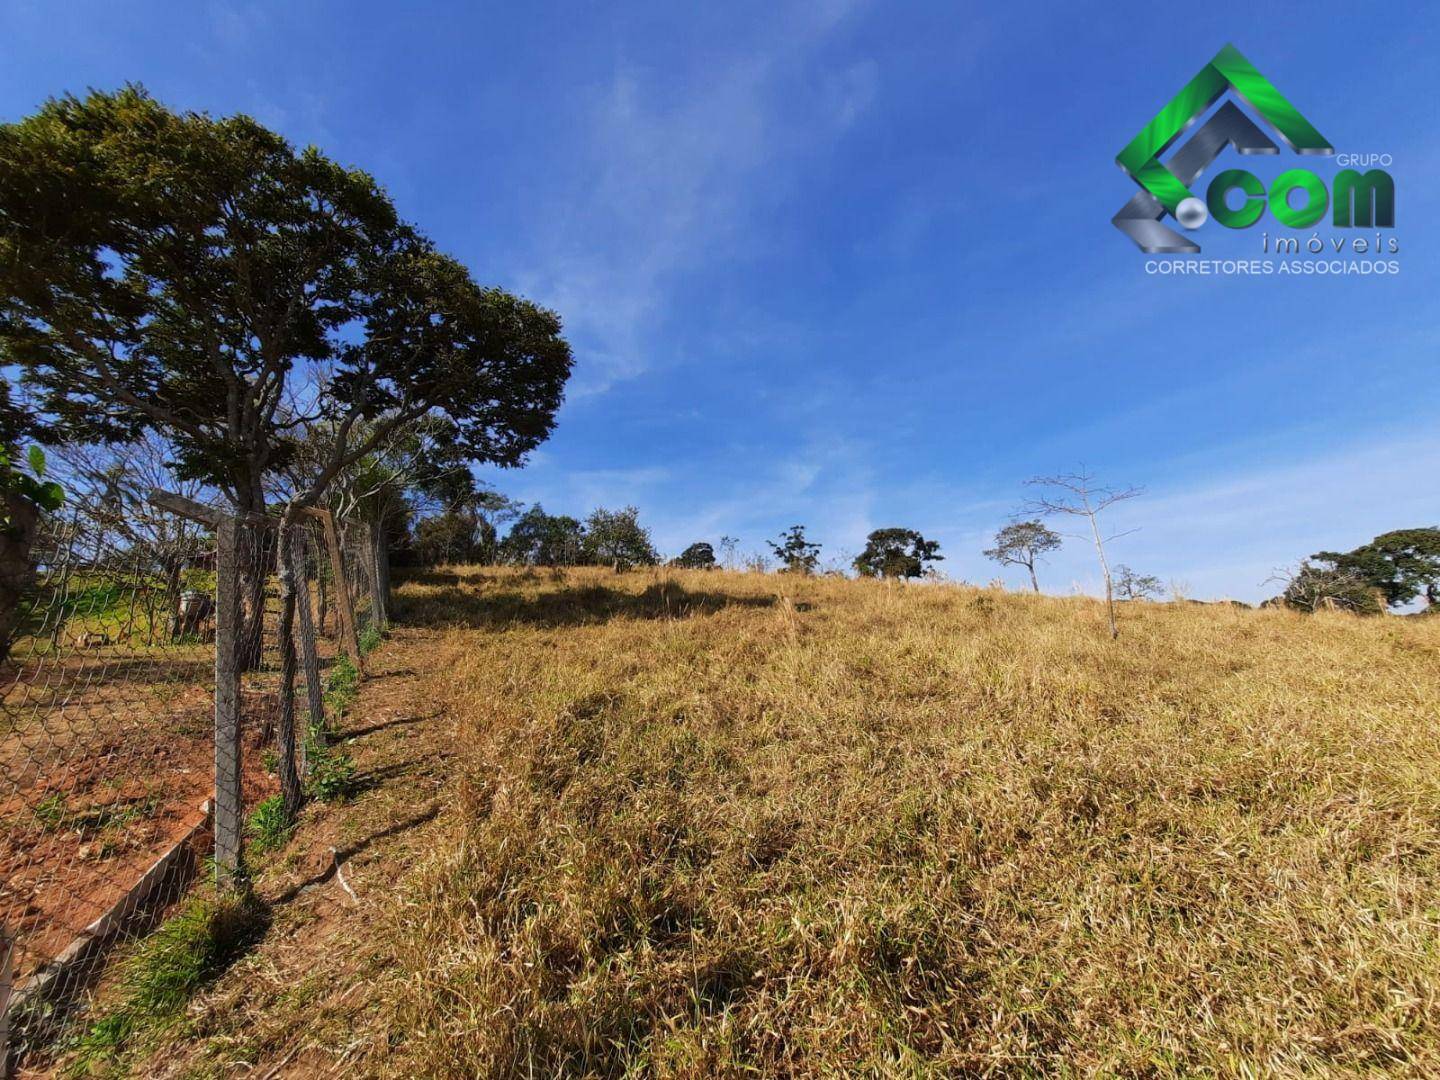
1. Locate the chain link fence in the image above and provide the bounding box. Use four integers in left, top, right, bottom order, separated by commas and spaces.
0, 494, 387, 1071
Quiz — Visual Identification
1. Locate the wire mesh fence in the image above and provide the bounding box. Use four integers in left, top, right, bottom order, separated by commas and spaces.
0, 495, 387, 1070
0, 502, 220, 1057
339, 520, 384, 643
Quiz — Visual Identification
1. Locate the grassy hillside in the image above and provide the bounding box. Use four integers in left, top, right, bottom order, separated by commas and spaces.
131, 566, 1440, 1077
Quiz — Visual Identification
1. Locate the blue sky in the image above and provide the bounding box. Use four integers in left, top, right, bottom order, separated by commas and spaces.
3, 0, 1436, 600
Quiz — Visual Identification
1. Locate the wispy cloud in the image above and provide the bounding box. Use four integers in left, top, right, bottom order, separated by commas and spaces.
515, 3, 876, 399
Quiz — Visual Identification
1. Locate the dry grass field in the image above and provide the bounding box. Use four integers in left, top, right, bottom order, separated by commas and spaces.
99, 564, 1440, 1078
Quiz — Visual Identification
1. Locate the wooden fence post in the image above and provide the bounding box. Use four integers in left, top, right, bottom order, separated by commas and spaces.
290, 529, 327, 759
313, 509, 362, 670
213, 514, 245, 890
273, 525, 304, 820
146, 489, 247, 887
374, 522, 392, 623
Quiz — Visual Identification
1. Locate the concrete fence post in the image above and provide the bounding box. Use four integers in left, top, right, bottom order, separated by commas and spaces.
1, 925, 14, 1077
213, 514, 245, 890
367, 521, 386, 632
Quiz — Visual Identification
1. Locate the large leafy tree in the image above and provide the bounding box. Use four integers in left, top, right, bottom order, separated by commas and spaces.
0, 87, 572, 515
853, 528, 942, 580
500, 505, 585, 567
582, 506, 658, 571
671, 542, 717, 570
1313, 528, 1440, 608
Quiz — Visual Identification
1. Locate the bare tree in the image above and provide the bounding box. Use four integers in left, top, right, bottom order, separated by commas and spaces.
48, 433, 211, 555
1025, 470, 1143, 639
47, 435, 215, 646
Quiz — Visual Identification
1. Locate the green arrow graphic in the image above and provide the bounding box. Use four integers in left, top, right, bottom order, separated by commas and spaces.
1117, 44, 1332, 216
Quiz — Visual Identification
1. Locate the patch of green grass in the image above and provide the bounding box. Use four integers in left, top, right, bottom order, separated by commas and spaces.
245, 795, 292, 857
33, 791, 68, 830
64, 894, 265, 1075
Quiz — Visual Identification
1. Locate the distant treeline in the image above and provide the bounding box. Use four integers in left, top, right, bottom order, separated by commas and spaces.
396, 494, 1440, 622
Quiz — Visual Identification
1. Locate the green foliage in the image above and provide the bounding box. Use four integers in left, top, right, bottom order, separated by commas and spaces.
983, 520, 1062, 592
1113, 565, 1163, 601
412, 510, 489, 566
671, 542, 717, 570
409, 488, 521, 566
32, 792, 67, 830
325, 653, 360, 715
66, 894, 264, 1073
0, 443, 63, 530
305, 730, 359, 804
853, 528, 942, 580
1313, 527, 1440, 608
179, 567, 216, 594
1282, 562, 1385, 615
246, 794, 293, 856
359, 624, 383, 656
0, 87, 572, 510
581, 506, 658, 570
499, 504, 585, 566
299, 654, 363, 803
768, 525, 821, 575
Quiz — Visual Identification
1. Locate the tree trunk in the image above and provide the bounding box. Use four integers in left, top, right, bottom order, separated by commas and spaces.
237, 522, 268, 672
233, 479, 268, 672
274, 526, 304, 820
1088, 511, 1118, 640
0, 493, 39, 663
1028, 563, 1040, 593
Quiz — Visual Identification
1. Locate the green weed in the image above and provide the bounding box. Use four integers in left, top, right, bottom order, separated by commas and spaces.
245, 795, 292, 856
358, 623, 383, 656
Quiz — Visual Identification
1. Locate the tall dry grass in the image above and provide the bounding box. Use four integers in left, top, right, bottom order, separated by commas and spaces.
373, 566, 1440, 1077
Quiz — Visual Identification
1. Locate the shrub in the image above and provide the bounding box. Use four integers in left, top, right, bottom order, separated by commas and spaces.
305, 725, 359, 804
324, 654, 359, 716
671, 542, 717, 570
